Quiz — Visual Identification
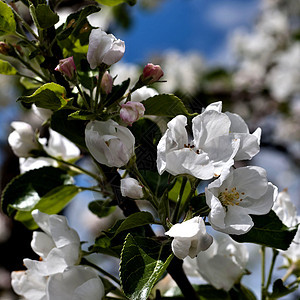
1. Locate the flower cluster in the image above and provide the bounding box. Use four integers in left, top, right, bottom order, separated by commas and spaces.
11, 210, 104, 300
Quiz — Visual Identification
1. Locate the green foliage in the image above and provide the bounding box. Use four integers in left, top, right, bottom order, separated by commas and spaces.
14, 185, 81, 229
1, 167, 80, 228
120, 234, 173, 300
231, 210, 298, 250
104, 78, 130, 107
68, 110, 97, 121
18, 83, 70, 110
34, 4, 59, 29
95, 0, 137, 6
88, 200, 116, 218
57, 5, 100, 41
0, 1, 16, 36
142, 94, 193, 117
111, 211, 155, 238
51, 109, 87, 148
0, 59, 17, 75
268, 279, 298, 298
130, 118, 162, 171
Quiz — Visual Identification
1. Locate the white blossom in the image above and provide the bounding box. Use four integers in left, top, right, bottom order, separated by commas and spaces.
165, 216, 213, 259
23, 210, 81, 276
130, 86, 158, 102
85, 119, 135, 168
273, 189, 298, 227
187, 235, 249, 291
47, 266, 105, 300
11, 211, 105, 300
120, 178, 144, 199
87, 28, 125, 69
205, 166, 278, 235
19, 129, 80, 173
8, 122, 40, 157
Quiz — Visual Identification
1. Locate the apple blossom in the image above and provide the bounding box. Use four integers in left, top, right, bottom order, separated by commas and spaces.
191, 235, 249, 291
120, 178, 144, 199
11, 270, 47, 300
19, 129, 81, 173
165, 216, 213, 259
87, 28, 125, 69
54, 56, 76, 80
130, 86, 158, 102
22, 210, 81, 276
203, 101, 261, 161
8, 121, 41, 157
120, 101, 145, 126
47, 265, 105, 300
101, 71, 113, 94
205, 166, 278, 235
141, 63, 164, 84
157, 111, 240, 180
85, 119, 135, 167
273, 189, 298, 227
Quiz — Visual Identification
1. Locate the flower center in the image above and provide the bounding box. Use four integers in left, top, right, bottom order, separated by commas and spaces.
219, 187, 244, 207
184, 143, 201, 154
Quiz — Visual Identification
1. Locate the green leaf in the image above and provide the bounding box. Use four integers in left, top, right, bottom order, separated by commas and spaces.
120, 234, 173, 300
142, 94, 192, 117
95, 0, 136, 6
1, 166, 73, 215
112, 212, 155, 238
105, 78, 130, 108
168, 177, 192, 203
68, 110, 96, 121
130, 118, 162, 171
14, 185, 81, 229
228, 284, 257, 300
88, 200, 116, 218
57, 5, 100, 41
50, 109, 86, 149
139, 170, 170, 198
231, 210, 298, 250
194, 285, 231, 300
269, 279, 298, 298
0, 1, 16, 36
18, 83, 69, 110
35, 4, 59, 29
20, 77, 42, 90
0, 59, 17, 75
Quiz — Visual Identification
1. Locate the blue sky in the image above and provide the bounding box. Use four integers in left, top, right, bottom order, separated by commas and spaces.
116, 0, 260, 65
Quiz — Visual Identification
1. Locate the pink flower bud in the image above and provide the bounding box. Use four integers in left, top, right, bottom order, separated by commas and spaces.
142, 63, 164, 84
120, 101, 145, 126
101, 71, 113, 94
55, 56, 76, 80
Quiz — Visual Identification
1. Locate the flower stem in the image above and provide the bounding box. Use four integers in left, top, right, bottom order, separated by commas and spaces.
261, 246, 266, 300
178, 178, 200, 218
171, 177, 187, 223
282, 264, 295, 283
48, 155, 103, 183
13, 9, 40, 40
15, 52, 48, 82
265, 249, 279, 291
75, 83, 90, 110
94, 67, 105, 112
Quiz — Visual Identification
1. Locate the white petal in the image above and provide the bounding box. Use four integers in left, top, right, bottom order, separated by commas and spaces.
31, 232, 55, 259
11, 270, 47, 300
47, 266, 104, 300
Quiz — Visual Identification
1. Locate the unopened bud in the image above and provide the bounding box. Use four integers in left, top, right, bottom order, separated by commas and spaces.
0, 42, 11, 56
55, 56, 76, 80
120, 101, 145, 126
101, 71, 113, 94
141, 63, 163, 84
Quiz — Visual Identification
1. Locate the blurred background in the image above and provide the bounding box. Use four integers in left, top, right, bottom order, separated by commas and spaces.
0, 0, 299, 299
